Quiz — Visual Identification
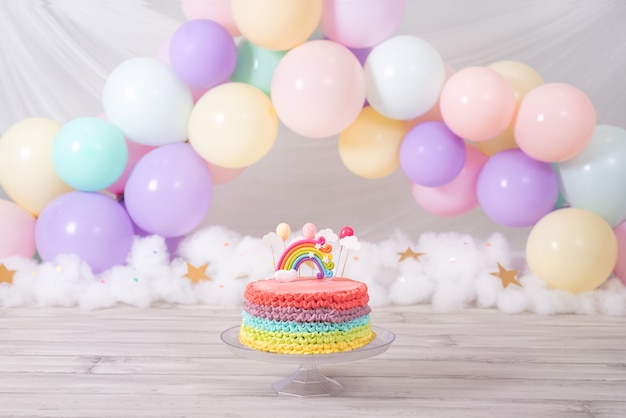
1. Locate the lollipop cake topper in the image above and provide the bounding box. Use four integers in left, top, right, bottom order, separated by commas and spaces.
265, 223, 359, 282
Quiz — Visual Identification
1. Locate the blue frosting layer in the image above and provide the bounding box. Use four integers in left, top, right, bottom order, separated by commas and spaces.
241, 311, 370, 334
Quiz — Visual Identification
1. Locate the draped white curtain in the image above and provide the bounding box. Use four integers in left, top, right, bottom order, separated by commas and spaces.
1, 0, 624, 250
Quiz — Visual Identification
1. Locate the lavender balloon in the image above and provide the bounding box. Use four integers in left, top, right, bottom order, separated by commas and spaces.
399, 121, 467, 187
477, 149, 559, 227
35, 191, 134, 274
169, 19, 237, 89
124, 143, 213, 238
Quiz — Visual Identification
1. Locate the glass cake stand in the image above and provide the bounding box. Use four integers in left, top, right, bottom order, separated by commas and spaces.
220, 325, 395, 398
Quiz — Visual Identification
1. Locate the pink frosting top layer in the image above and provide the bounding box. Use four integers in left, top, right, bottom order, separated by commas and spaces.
251, 277, 361, 295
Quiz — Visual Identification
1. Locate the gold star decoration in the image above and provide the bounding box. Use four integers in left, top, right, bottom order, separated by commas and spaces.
398, 247, 425, 262
490, 263, 522, 288
185, 262, 212, 284
0, 264, 16, 284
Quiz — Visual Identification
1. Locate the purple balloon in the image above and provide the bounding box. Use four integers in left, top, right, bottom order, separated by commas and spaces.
169, 19, 237, 89
477, 149, 559, 227
124, 143, 213, 238
35, 191, 134, 274
399, 121, 467, 187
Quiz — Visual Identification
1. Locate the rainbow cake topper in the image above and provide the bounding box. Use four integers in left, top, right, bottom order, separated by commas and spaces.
275, 236, 334, 280
263, 222, 360, 282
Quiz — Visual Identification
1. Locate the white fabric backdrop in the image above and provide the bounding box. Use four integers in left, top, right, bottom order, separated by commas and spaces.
1, 0, 624, 250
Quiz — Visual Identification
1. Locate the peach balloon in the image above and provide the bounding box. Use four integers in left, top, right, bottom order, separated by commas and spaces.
207, 162, 245, 185
515, 83, 596, 163
0, 199, 36, 258
232, 0, 322, 51
0, 118, 73, 215
271, 40, 365, 138
440, 66, 516, 142
339, 107, 406, 179
526, 208, 617, 293
181, 0, 240, 37
614, 221, 626, 285
410, 145, 488, 217
188, 82, 278, 168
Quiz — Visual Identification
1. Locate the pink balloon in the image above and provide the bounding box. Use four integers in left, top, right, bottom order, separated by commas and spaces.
440, 66, 516, 142
181, 0, 240, 37
339, 226, 354, 238
614, 221, 626, 285
515, 83, 596, 162
207, 162, 245, 185
302, 223, 317, 240
0, 199, 36, 258
106, 139, 156, 197
320, 0, 406, 49
271, 40, 366, 138
410, 145, 488, 217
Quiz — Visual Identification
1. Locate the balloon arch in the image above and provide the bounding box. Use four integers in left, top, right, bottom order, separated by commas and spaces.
0, 0, 625, 297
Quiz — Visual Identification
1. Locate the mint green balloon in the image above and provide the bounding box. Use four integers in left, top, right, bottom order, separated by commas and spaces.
52, 117, 128, 192
231, 39, 287, 96
557, 125, 626, 227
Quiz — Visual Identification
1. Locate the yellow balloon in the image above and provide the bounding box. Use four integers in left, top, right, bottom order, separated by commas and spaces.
188, 82, 279, 168
338, 107, 406, 179
476, 119, 518, 156
487, 60, 544, 106
275, 222, 291, 241
0, 118, 73, 215
232, 0, 322, 51
526, 208, 618, 293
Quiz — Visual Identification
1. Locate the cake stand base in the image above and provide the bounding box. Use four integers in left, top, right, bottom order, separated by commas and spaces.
272, 363, 342, 397
220, 325, 395, 398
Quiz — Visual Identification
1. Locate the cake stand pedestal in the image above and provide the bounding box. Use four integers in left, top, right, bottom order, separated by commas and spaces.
220, 325, 395, 398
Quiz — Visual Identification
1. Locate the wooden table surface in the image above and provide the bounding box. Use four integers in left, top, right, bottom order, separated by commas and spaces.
1, 305, 625, 418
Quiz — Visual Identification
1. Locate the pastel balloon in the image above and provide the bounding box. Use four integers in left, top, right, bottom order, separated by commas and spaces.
35, 191, 134, 274
189, 82, 278, 168
487, 60, 544, 106
614, 221, 626, 284
403, 64, 455, 131
0, 199, 36, 258
207, 163, 245, 185
338, 106, 406, 179
440, 66, 516, 142
276, 223, 291, 241
320, 0, 406, 48
399, 122, 467, 187
181, 0, 241, 37
169, 19, 237, 89
107, 139, 156, 197
477, 149, 558, 228
526, 208, 617, 293
302, 223, 317, 239
365, 35, 445, 120
515, 83, 596, 162
124, 143, 213, 238
411, 145, 488, 217
231, 39, 288, 96
557, 125, 626, 227
0, 118, 73, 215
271, 40, 365, 138
232, 0, 322, 51
475, 122, 518, 157
103, 57, 193, 146
52, 117, 128, 192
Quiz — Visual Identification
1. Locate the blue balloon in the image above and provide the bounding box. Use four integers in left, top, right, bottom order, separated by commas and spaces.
52, 117, 128, 191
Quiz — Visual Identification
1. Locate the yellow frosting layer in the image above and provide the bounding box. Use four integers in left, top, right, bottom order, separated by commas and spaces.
239, 324, 376, 354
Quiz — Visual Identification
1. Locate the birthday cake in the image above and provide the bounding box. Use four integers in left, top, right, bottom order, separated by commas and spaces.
238, 224, 376, 354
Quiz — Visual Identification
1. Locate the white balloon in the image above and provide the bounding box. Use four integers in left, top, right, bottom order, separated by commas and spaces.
103, 57, 193, 146
364, 35, 445, 120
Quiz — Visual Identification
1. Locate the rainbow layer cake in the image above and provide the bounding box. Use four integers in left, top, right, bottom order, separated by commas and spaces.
238, 227, 376, 354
